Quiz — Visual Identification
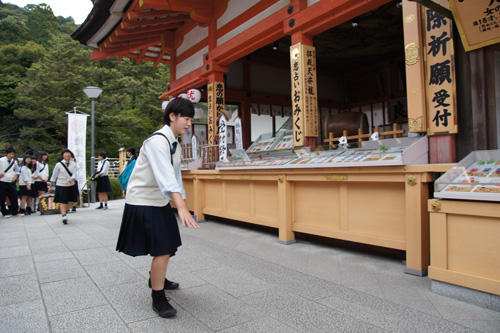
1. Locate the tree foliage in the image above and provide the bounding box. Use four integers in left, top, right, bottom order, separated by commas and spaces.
0, 2, 171, 163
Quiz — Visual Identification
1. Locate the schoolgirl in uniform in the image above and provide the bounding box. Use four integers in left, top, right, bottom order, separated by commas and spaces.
18, 155, 36, 215
93, 152, 111, 209
116, 97, 199, 318
34, 151, 49, 196
0, 147, 20, 218
48, 149, 78, 224
123, 147, 138, 169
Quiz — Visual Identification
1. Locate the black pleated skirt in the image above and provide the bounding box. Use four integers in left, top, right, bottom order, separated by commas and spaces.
116, 203, 182, 257
34, 181, 48, 192
54, 185, 78, 204
19, 185, 36, 197
96, 175, 112, 193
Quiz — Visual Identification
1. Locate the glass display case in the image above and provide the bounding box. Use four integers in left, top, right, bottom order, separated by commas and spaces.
216, 135, 429, 170
434, 150, 500, 202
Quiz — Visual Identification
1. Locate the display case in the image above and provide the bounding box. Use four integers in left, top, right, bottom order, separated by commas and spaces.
217, 135, 429, 170
433, 150, 500, 202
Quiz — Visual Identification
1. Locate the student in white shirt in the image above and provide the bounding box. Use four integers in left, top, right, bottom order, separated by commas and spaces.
34, 151, 49, 196
0, 147, 21, 217
116, 97, 199, 318
18, 155, 36, 216
48, 149, 78, 224
93, 152, 111, 210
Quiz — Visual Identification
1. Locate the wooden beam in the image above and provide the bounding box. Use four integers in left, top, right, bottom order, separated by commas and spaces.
139, 0, 212, 11
93, 40, 160, 60
114, 22, 183, 36
107, 30, 174, 46
176, 37, 208, 63
127, 10, 185, 21
284, 0, 390, 37
153, 47, 169, 67
217, 0, 279, 39
121, 15, 188, 29
208, 8, 289, 65
136, 48, 148, 65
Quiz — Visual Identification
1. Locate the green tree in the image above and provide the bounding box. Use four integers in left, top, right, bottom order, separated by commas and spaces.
14, 33, 170, 159
25, 3, 59, 47
14, 34, 91, 153
0, 41, 45, 149
0, 16, 28, 45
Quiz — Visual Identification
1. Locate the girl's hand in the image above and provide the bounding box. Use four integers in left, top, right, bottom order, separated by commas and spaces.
178, 207, 199, 229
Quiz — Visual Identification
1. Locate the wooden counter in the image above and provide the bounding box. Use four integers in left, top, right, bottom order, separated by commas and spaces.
428, 199, 500, 295
182, 164, 452, 276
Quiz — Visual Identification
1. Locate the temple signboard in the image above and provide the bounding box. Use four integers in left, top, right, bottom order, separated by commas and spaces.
450, 0, 500, 51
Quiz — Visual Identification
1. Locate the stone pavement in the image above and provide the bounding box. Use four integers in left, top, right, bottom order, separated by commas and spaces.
0, 199, 499, 332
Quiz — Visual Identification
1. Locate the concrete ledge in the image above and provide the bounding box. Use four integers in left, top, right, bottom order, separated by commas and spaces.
432, 280, 500, 312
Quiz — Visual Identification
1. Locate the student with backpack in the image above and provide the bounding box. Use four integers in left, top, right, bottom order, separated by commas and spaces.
116, 97, 199, 318
118, 147, 138, 192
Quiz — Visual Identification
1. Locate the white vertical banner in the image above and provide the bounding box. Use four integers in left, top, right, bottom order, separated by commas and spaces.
218, 115, 228, 162
67, 113, 88, 191
234, 117, 243, 150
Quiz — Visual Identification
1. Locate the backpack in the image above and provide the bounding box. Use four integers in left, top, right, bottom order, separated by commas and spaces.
118, 159, 136, 191
118, 132, 174, 191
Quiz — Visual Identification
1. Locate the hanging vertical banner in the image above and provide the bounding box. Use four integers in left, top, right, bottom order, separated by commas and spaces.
403, 0, 427, 132
450, 0, 500, 52
207, 83, 215, 145
424, 6, 458, 135
290, 44, 305, 146
218, 115, 228, 162
234, 117, 243, 150
67, 112, 88, 191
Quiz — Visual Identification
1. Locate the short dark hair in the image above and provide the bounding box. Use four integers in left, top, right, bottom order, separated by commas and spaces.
6, 147, 15, 154
163, 98, 195, 125
98, 151, 107, 159
126, 147, 136, 156
61, 149, 75, 158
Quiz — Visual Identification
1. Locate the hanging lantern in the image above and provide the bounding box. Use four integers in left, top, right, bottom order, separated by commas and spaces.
178, 93, 188, 99
187, 88, 201, 103
161, 100, 170, 111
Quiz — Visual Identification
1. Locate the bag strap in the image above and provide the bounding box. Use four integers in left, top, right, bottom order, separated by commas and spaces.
96, 159, 107, 174
4, 160, 15, 173
39, 162, 46, 173
59, 161, 73, 177
147, 132, 174, 166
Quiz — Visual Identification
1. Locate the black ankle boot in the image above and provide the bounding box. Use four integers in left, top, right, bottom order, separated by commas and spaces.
151, 290, 177, 318
148, 271, 179, 290
26, 207, 32, 215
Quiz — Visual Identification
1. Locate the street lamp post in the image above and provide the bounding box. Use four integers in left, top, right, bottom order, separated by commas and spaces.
83, 86, 103, 204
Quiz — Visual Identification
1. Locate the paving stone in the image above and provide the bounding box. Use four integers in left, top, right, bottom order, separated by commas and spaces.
49, 305, 127, 333
0, 300, 49, 333
41, 277, 108, 316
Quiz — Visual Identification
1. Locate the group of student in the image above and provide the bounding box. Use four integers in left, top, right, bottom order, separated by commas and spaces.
0, 148, 50, 217
3, 98, 201, 319
0, 147, 112, 224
